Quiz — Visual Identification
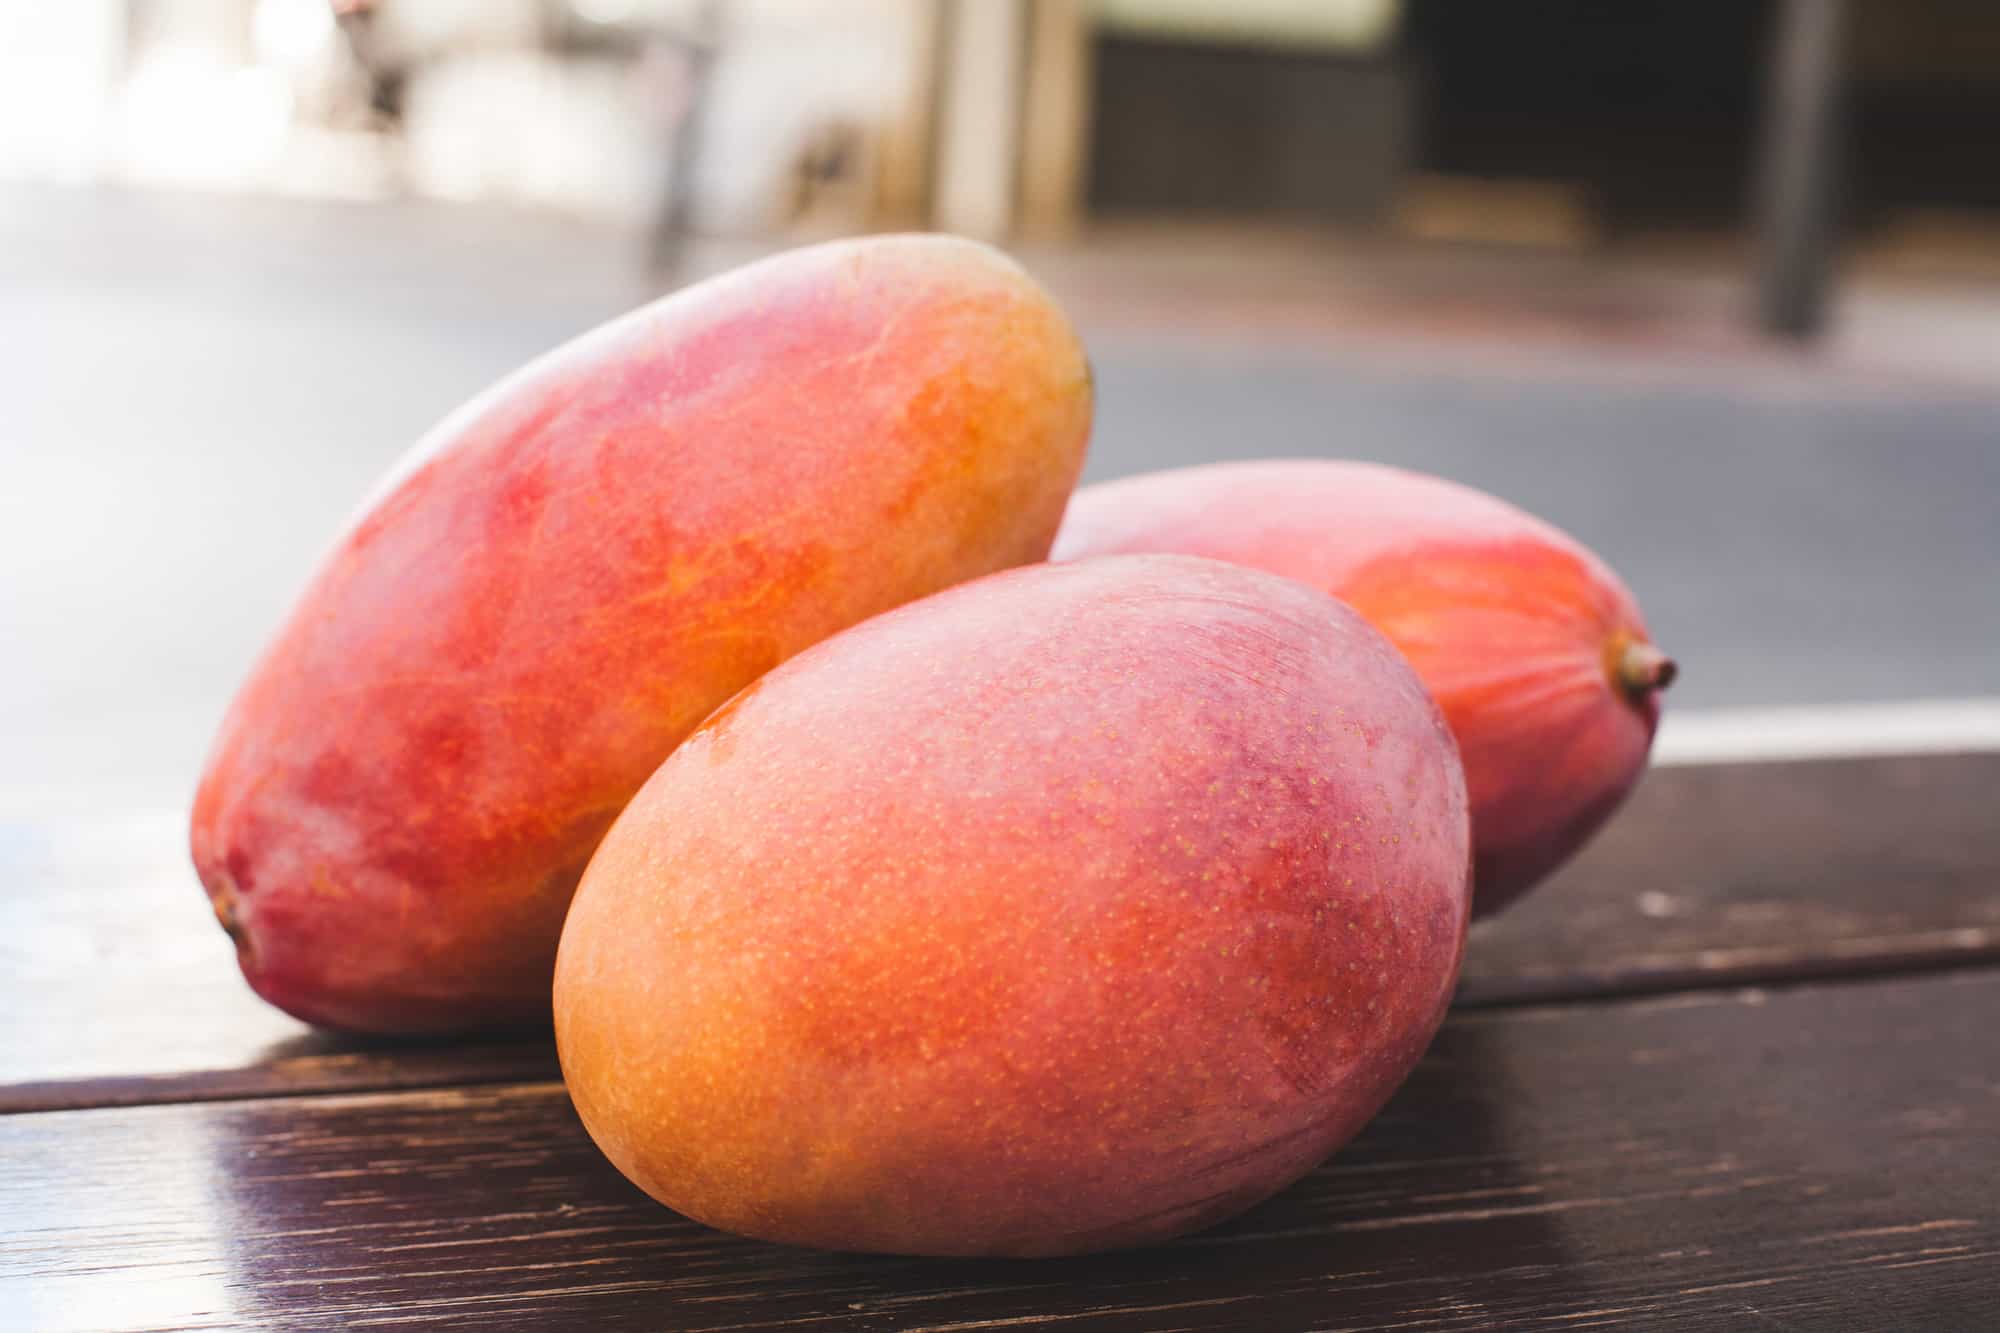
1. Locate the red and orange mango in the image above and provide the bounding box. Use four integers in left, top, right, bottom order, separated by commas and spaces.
192, 235, 1092, 1033
1055, 460, 1673, 916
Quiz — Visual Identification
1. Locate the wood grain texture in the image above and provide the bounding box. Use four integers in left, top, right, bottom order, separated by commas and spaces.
1459, 752, 2000, 1005
5, 753, 1997, 1110
4, 970, 1995, 1331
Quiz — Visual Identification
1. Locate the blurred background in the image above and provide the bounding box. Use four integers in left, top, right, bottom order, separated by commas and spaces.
2, 0, 1996, 813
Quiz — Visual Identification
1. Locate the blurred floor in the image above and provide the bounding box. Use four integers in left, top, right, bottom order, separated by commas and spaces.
3, 184, 1996, 810
1022, 221, 2000, 391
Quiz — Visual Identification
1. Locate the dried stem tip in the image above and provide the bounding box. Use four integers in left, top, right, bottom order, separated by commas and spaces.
1616, 640, 1678, 700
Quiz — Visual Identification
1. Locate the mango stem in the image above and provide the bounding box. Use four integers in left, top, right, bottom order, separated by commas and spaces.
1615, 640, 1678, 701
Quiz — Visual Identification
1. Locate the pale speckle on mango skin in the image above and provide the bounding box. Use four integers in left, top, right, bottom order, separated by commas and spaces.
555, 554, 1471, 1259
189, 234, 1092, 1034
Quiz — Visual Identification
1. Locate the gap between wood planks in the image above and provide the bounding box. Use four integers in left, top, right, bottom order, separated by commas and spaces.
11, 955, 2000, 1120
1453, 930, 2000, 1009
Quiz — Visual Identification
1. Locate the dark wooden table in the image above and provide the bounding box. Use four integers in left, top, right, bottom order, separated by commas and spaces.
3, 752, 1996, 1331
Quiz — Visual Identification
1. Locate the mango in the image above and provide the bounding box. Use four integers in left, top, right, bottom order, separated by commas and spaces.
191, 235, 1092, 1033
555, 555, 1470, 1257
1054, 460, 1673, 917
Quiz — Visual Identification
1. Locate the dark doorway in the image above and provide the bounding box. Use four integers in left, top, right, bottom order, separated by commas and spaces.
1086, 34, 1409, 221
1403, 0, 1774, 233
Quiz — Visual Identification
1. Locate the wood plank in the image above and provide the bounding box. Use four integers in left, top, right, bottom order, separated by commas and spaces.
0, 813, 555, 1114
5, 753, 1997, 1111
3, 970, 1995, 1331
1459, 752, 2000, 1005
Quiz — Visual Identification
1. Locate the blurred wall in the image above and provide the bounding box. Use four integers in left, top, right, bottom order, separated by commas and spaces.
687, 0, 924, 232
0, 3, 126, 182
0, 0, 929, 234
6, 0, 1996, 263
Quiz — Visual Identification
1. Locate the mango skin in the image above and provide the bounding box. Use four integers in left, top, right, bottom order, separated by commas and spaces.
190, 235, 1092, 1034
555, 555, 1470, 1257
1054, 460, 1667, 917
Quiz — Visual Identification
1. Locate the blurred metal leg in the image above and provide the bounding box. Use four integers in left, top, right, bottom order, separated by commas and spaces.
1754, 0, 1846, 339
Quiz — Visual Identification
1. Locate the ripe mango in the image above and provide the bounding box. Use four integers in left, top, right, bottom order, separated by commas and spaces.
1054, 460, 1673, 916
555, 556, 1469, 1257
191, 235, 1092, 1033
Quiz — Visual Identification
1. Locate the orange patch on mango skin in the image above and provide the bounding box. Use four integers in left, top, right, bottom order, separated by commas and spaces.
191, 235, 1092, 1035
1054, 459, 1670, 917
